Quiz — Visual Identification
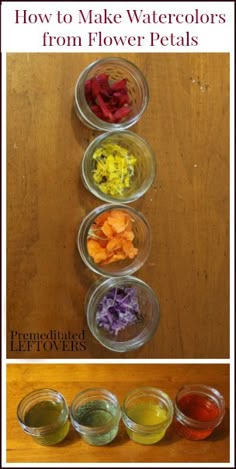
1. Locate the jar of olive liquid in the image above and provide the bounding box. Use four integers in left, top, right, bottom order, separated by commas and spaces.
17, 389, 70, 445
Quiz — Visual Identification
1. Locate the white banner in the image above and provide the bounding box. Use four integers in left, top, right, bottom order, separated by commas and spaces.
1, 1, 235, 52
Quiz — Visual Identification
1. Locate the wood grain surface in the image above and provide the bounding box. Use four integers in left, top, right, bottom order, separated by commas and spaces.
7, 53, 229, 358
6, 363, 229, 463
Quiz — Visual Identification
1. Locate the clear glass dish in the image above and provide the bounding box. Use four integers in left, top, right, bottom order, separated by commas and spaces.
85, 276, 160, 352
82, 131, 156, 204
74, 57, 149, 131
77, 204, 151, 277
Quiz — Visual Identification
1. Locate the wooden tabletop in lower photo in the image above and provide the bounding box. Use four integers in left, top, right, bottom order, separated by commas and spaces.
6, 363, 229, 463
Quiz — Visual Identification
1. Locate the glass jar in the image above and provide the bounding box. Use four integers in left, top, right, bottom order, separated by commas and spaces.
77, 204, 151, 277
122, 387, 173, 444
174, 384, 225, 440
81, 131, 156, 204
74, 57, 149, 131
85, 276, 160, 353
17, 389, 70, 445
70, 388, 121, 445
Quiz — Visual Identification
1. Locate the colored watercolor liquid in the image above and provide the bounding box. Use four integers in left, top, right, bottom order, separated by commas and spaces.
24, 400, 70, 445
75, 399, 119, 445
126, 403, 168, 444
175, 393, 219, 440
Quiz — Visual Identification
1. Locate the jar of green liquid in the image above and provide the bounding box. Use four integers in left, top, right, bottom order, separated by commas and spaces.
122, 387, 174, 444
17, 389, 70, 445
70, 388, 121, 445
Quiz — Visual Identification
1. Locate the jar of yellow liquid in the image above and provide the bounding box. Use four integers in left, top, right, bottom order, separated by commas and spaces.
17, 389, 70, 445
122, 387, 173, 444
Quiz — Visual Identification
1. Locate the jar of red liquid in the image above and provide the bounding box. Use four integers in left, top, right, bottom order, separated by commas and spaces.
174, 385, 225, 440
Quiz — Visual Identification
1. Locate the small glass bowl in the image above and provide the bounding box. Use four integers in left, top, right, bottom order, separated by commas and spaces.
74, 57, 149, 131
70, 388, 121, 445
122, 387, 173, 444
85, 276, 160, 352
81, 131, 156, 204
174, 384, 225, 440
77, 204, 151, 277
17, 389, 70, 446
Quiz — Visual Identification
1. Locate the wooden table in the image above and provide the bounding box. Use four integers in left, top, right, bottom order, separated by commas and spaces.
7, 53, 229, 358
6, 363, 229, 463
